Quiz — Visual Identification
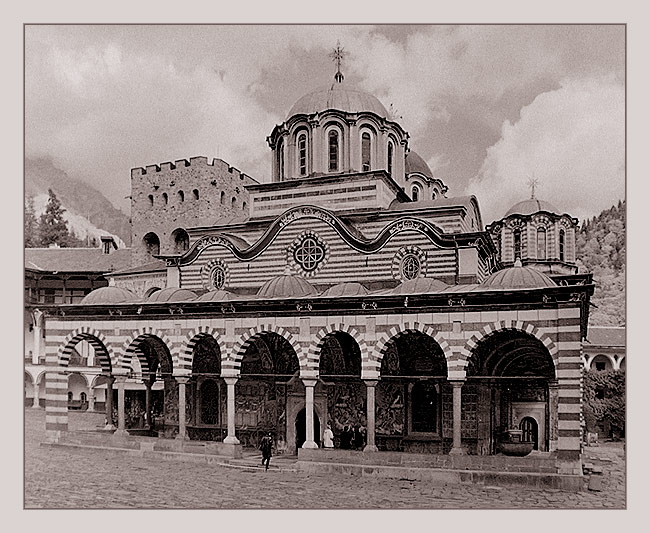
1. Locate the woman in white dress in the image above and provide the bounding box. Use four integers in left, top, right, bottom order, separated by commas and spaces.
323, 423, 334, 448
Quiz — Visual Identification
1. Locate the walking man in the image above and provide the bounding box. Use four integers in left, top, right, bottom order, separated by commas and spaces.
260, 432, 273, 471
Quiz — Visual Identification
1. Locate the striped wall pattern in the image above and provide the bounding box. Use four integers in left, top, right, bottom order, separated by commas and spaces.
181, 217, 459, 290
58, 327, 114, 372
42, 305, 584, 458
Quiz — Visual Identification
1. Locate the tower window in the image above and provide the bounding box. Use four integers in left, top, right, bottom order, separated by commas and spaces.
537, 227, 547, 260
361, 132, 371, 172
559, 229, 565, 261
178, 190, 184, 202
298, 133, 308, 176
231, 197, 237, 208
220, 191, 225, 205
148, 194, 154, 207
193, 189, 199, 200
162, 192, 168, 205
387, 141, 394, 178
513, 229, 521, 260
242, 201, 247, 211
278, 139, 285, 180
328, 130, 339, 172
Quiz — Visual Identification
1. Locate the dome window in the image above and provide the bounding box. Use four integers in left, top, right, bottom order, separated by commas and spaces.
220, 191, 225, 205
361, 132, 371, 172
411, 185, 421, 202
559, 229, 565, 261
298, 132, 308, 176
328, 130, 339, 172
401, 254, 421, 281
537, 227, 547, 260
387, 141, 394, 178
513, 229, 522, 260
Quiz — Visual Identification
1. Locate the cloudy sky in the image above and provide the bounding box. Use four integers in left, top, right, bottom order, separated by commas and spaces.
24, 24, 624, 224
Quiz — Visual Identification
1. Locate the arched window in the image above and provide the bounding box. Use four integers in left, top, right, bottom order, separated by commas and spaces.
513, 229, 521, 260
80, 392, 87, 403
328, 130, 339, 172
177, 190, 184, 202
411, 185, 420, 202
387, 141, 394, 178
67, 391, 73, 402
278, 139, 285, 180
193, 189, 199, 200
171, 228, 189, 254
432, 190, 437, 200
143, 232, 160, 256
559, 229, 565, 261
220, 191, 225, 205
148, 194, 154, 207
231, 197, 236, 208
361, 132, 371, 171
537, 227, 547, 260
242, 201, 247, 211
162, 192, 168, 205
298, 132, 308, 176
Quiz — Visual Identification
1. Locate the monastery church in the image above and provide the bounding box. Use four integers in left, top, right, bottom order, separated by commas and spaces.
29, 54, 595, 482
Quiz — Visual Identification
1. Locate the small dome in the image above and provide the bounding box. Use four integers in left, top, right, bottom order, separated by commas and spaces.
505, 198, 560, 217
391, 277, 449, 295
320, 282, 369, 298
81, 286, 139, 305
405, 151, 434, 178
481, 261, 557, 290
196, 290, 239, 302
288, 82, 389, 120
257, 275, 317, 299
147, 287, 197, 303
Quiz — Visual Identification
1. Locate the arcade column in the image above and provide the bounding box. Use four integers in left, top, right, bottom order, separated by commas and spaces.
175, 377, 189, 440
449, 380, 466, 455
223, 377, 240, 444
363, 379, 378, 452
301, 379, 318, 449
113, 375, 128, 437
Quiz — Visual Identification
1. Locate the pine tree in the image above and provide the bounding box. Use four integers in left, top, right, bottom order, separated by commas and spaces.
24, 196, 39, 247
39, 189, 70, 247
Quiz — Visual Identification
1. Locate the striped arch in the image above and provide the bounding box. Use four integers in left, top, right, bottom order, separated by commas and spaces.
371, 321, 453, 373
58, 327, 114, 372
177, 326, 226, 374
309, 324, 369, 374
230, 324, 304, 372
120, 326, 175, 375
460, 320, 559, 373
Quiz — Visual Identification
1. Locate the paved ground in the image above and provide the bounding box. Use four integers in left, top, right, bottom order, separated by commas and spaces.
24, 409, 625, 509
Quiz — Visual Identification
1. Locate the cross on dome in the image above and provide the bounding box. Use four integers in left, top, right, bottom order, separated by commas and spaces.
329, 40, 346, 83
528, 175, 539, 199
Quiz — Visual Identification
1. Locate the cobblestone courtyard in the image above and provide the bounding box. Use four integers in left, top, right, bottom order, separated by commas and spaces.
24, 409, 625, 509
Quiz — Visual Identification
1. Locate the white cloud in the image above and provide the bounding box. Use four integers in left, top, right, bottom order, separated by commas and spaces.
467, 76, 624, 224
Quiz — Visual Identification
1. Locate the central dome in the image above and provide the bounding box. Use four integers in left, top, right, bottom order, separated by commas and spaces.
288, 82, 389, 120
505, 198, 560, 217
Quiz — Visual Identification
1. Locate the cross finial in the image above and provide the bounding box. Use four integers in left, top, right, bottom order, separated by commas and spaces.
329, 41, 346, 83
528, 175, 539, 199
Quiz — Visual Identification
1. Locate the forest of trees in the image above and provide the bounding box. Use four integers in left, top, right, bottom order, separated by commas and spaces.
24, 189, 92, 248
575, 200, 626, 326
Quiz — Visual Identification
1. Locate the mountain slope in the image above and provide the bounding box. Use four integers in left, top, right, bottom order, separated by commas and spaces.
25, 157, 131, 245
576, 200, 626, 326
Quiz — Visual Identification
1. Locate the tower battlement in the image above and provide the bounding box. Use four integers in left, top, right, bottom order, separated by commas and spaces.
131, 156, 254, 183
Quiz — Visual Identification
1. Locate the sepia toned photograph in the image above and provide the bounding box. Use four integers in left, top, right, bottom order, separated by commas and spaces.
23, 23, 625, 510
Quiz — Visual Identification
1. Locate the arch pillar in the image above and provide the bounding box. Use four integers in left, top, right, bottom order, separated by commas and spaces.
449, 380, 466, 455
31, 378, 40, 409
301, 378, 318, 449
104, 375, 116, 430
44, 369, 68, 442
175, 377, 189, 440
363, 379, 378, 452
223, 377, 240, 444
113, 375, 128, 437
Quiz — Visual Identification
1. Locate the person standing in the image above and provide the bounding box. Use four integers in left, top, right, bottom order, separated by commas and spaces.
323, 423, 334, 448
260, 432, 273, 471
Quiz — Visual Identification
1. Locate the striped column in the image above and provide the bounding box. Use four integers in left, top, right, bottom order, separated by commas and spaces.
45, 371, 68, 441
555, 308, 583, 472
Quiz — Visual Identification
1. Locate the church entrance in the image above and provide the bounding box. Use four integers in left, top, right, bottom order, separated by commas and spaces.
295, 408, 320, 451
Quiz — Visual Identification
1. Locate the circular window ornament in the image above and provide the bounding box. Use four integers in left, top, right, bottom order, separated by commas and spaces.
391, 246, 427, 281
200, 259, 230, 290
288, 231, 329, 276
211, 265, 226, 290
401, 254, 421, 280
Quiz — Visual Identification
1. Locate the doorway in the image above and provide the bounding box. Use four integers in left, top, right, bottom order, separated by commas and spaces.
295, 408, 320, 451
520, 416, 539, 450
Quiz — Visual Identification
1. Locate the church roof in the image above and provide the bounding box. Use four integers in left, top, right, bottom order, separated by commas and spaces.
480, 261, 557, 290
288, 82, 389, 120
257, 274, 318, 299
585, 326, 626, 348
391, 277, 449, 295
405, 151, 434, 178
25, 247, 132, 273
147, 287, 197, 303
196, 290, 239, 302
505, 198, 560, 217
80, 286, 139, 305
320, 282, 369, 298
